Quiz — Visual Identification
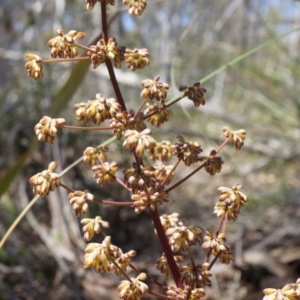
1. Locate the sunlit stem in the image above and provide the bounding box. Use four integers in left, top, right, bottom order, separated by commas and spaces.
59, 124, 112, 131
165, 162, 205, 193
42, 56, 90, 63
0, 195, 40, 249
160, 159, 181, 188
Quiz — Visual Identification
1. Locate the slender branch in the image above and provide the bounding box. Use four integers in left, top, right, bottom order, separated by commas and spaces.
165, 162, 205, 193
42, 56, 90, 63
0, 195, 40, 249
160, 159, 181, 188
59, 124, 112, 131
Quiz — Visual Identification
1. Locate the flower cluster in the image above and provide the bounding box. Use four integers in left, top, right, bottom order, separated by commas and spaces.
123, 0, 147, 16
48, 29, 85, 58
131, 188, 169, 213
141, 76, 169, 101
123, 129, 156, 157
263, 280, 300, 300
118, 273, 148, 300
110, 110, 146, 140
167, 285, 205, 300
180, 262, 212, 287
173, 135, 203, 166
223, 126, 246, 150
81, 216, 110, 241
83, 146, 108, 166
34, 116, 65, 144
92, 161, 118, 186
25, 54, 43, 80
214, 185, 249, 221
68, 190, 94, 216
74, 94, 121, 125
179, 82, 206, 107
165, 223, 204, 252
86, 0, 115, 10
29, 162, 60, 196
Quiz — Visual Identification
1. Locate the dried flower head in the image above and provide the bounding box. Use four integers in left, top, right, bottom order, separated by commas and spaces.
125, 48, 149, 70
86, 0, 115, 10
141, 76, 169, 101
123, 0, 147, 16
179, 82, 206, 107
113, 250, 136, 276
159, 213, 180, 231
84, 236, 120, 273
68, 190, 94, 217
118, 273, 148, 300
83, 146, 108, 166
123, 129, 156, 157
202, 231, 227, 253
173, 135, 202, 166
199, 151, 224, 175
263, 284, 300, 300
167, 286, 205, 300
213, 245, 233, 264
92, 161, 118, 186
29, 162, 60, 196
123, 163, 156, 193
34, 116, 65, 144
180, 262, 212, 287
165, 225, 204, 252
214, 185, 248, 220
153, 164, 174, 187
214, 201, 239, 221
88, 38, 119, 68
74, 94, 121, 125
223, 126, 246, 150
48, 29, 85, 58
25, 54, 43, 80
110, 110, 147, 140
131, 188, 169, 213
81, 216, 110, 241
156, 253, 183, 278
218, 185, 248, 209
149, 140, 174, 162
144, 102, 172, 127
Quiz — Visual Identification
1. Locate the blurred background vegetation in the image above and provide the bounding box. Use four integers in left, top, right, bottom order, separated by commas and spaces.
1, 0, 300, 299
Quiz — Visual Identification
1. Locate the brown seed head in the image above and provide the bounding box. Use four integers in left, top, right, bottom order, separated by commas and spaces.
173, 135, 202, 166
179, 82, 206, 107
223, 126, 246, 150
118, 273, 148, 300
180, 262, 212, 287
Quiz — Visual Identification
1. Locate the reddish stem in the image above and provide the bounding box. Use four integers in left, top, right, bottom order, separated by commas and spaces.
149, 207, 183, 289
